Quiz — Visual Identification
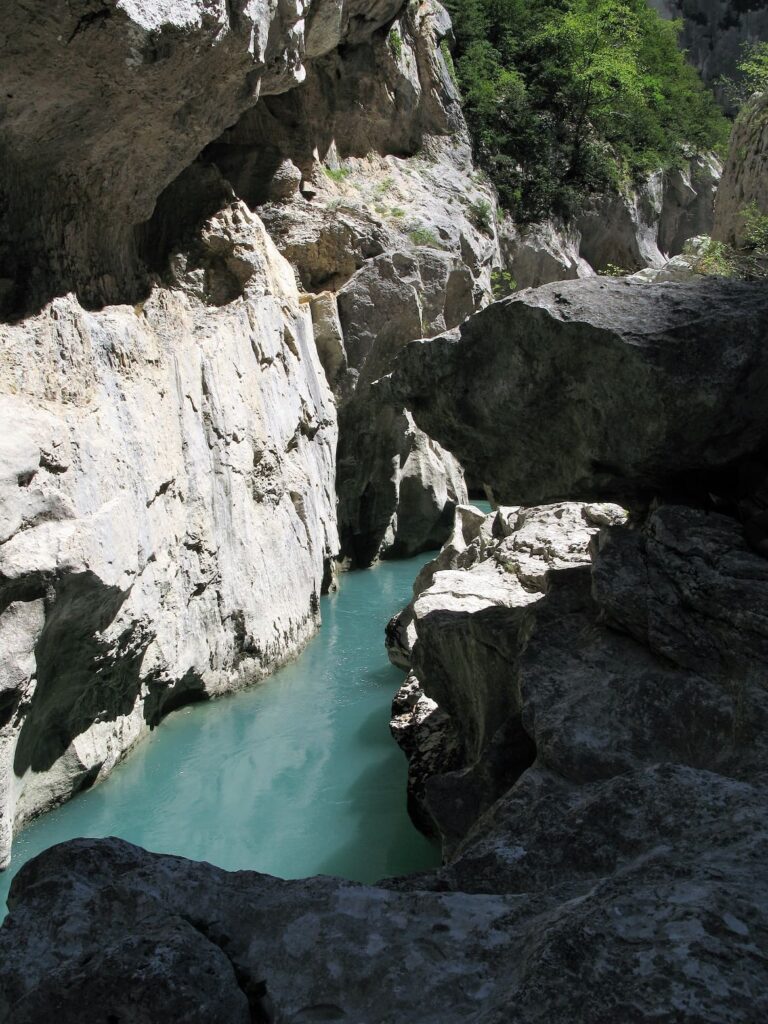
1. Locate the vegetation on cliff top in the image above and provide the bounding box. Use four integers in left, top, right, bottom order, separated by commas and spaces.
444, 0, 730, 221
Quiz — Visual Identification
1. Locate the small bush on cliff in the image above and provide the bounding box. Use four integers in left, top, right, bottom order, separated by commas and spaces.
324, 166, 350, 183
409, 226, 443, 248
444, 0, 730, 222
742, 202, 768, 254
389, 28, 404, 60
469, 197, 494, 232
491, 269, 517, 297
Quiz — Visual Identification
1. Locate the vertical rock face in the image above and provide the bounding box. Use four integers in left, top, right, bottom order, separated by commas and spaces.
714, 91, 768, 246
647, 0, 768, 106
2, 0, 473, 865
0, 204, 338, 869
200, 0, 495, 563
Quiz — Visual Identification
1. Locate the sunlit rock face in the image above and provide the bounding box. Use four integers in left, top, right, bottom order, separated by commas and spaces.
207, 0, 497, 564
1, 0, 412, 866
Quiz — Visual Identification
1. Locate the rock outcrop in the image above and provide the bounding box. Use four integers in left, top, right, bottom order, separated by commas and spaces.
0, 204, 338, 870
211, 0, 495, 563
499, 156, 721, 286
387, 500, 627, 842
714, 92, 768, 247
386, 276, 768, 506
1, 0, 402, 315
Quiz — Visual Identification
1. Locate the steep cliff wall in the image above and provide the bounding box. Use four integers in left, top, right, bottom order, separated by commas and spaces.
714, 91, 768, 245
0, 0, 504, 863
0, 0, 436, 867
0, 204, 339, 870
209, 0, 499, 563
648, 0, 768, 105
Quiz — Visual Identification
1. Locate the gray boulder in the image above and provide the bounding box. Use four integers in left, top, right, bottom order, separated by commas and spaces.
386, 277, 768, 505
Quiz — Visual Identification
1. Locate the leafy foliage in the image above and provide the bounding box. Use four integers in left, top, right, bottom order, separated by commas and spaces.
324, 166, 350, 183
685, 224, 768, 281
491, 268, 517, 297
720, 41, 768, 107
742, 202, 768, 255
469, 197, 494, 232
388, 28, 404, 60
409, 226, 443, 247
444, 0, 730, 221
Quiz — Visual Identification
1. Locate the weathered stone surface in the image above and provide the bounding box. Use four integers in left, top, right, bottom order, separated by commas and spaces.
210, 0, 495, 564
4, 504, 768, 1023
714, 92, 768, 248
499, 157, 720, 288
388, 501, 627, 843
0, 0, 368, 313
577, 174, 669, 272
659, 155, 721, 255
386, 276, 768, 506
0, 206, 338, 870
498, 218, 594, 290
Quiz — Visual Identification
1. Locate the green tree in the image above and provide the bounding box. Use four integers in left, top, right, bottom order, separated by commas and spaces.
445, 0, 730, 221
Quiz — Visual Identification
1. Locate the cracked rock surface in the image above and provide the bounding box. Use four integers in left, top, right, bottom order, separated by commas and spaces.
0, 204, 338, 869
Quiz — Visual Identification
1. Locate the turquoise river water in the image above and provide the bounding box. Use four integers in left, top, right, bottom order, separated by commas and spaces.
1, 553, 442, 918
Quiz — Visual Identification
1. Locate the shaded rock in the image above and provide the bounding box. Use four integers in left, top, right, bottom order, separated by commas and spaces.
338, 399, 467, 565
5, 512, 768, 1024
714, 92, 768, 248
0, 0, 350, 313
208, 1, 498, 564
658, 155, 721, 255
576, 174, 668, 272
388, 501, 626, 844
498, 157, 720, 290
386, 276, 768, 506
498, 218, 594, 290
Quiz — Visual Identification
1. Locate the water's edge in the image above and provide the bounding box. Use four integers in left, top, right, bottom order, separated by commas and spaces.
1, 555, 439, 918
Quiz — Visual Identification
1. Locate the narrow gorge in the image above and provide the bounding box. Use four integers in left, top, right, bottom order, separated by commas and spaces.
1, 0, 767, 1021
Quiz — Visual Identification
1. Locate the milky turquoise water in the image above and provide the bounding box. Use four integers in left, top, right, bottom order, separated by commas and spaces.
1, 554, 440, 918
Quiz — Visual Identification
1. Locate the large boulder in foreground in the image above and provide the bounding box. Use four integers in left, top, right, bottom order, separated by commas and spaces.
4, 503, 768, 1024
385, 277, 768, 505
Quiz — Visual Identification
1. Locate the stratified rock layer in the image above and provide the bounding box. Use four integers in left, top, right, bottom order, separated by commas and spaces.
386, 276, 768, 505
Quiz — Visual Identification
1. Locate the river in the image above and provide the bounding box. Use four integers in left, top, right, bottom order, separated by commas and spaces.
1, 553, 441, 917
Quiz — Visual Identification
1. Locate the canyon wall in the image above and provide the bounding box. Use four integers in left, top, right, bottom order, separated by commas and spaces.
648, 0, 768, 105
715, 90, 768, 245
4, 278, 768, 1023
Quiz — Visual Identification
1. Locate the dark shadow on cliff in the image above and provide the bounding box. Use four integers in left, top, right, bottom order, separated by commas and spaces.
12, 571, 208, 777
13, 572, 149, 776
